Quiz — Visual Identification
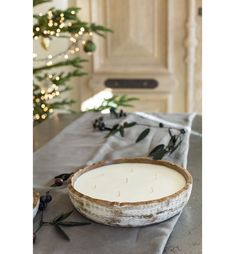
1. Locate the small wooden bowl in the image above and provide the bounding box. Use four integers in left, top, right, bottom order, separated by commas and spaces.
67, 158, 192, 227
33, 190, 40, 219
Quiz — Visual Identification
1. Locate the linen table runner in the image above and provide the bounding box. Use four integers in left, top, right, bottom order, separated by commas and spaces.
34, 112, 195, 254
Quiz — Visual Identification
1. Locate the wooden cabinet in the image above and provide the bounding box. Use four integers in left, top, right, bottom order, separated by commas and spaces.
73, 0, 201, 113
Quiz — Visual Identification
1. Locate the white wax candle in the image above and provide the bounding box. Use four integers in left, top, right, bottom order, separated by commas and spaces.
74, 163, 186, 202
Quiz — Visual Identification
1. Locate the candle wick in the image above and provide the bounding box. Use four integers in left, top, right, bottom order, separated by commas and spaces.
94, 184, 96, 189
155, 174, 157, 180
118, 191, 120, 197
125, 177, 128, 183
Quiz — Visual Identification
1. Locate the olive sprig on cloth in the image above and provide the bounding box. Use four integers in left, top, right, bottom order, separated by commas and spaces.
92, 110, 186, 160
50, 110, 186, 188
34, 192, 91, 243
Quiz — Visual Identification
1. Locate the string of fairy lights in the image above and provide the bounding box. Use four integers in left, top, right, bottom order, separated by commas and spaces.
33, 10, 93, 62
33, 9, 94, 122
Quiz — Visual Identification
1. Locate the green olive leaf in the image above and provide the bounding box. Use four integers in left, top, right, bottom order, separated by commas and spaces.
170, 139, 183, 155
168, 128, 173, 137
124, 122, 137, 128
167, 135, 177, 150
149, 144, 166, 160
57, 221, 91, 227
105, 124, 119, 138
136, 128, 150, 143
152, 149, 166, 160
53, 211, 73, 223
54, 224, 70, 241
119, 126, 124, 137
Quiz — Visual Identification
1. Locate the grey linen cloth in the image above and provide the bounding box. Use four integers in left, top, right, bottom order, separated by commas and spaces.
34, 112, 195, 254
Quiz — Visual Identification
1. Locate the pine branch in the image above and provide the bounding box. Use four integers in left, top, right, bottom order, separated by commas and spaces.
35, 70, 87, 84
33, 57, 87, 73
33, 8, 112, 39
33, 3, 112, 124
33, 0, 51, 7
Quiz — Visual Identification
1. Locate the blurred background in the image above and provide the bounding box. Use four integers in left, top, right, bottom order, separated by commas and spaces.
33, 0, 202, 124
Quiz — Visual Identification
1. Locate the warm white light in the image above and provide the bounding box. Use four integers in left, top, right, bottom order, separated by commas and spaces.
54, 22, 58, 26
55, 76, 60, 80
64, 54, 68, 59
89, 32, 93, 36
48, 11, 53, 17
78, 31, 83, 36
43, 30, 48, 34
70, 37, 76, 43
33, 53, 37, 58
50, 31, 55, 35
82, 40, 86, 45
35, 114, 40, 120
60, 13, 64, 17
39, 13, 43, 17
35, 27, 40, 31
59, 23, 64, 29
49, 109, 53, 113
52, 84, 58, 90
75, 33, 79, 38
68, 22, 72, 27
34, 36, 38, 40
48, 55, 52, 59
75, 47, 79, 52
80, 27, 85, 32
47, 61, 53, 66
48, 74, 53, 79
41, 90, 45, 94
71, 10, 76, 14
56, 28, 61, 33
41, 104, 45, 108
56, 33, 60, 37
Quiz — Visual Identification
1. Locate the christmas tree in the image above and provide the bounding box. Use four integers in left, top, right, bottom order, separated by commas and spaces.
33, 0, 112, 125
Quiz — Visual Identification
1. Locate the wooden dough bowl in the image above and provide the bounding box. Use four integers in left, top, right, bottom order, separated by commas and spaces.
67, 158, 193, 227
33, 189, 40, 219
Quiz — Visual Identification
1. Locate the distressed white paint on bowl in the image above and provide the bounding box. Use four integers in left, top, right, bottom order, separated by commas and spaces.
67, 158, 193, 227
33, 190, 40, 219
